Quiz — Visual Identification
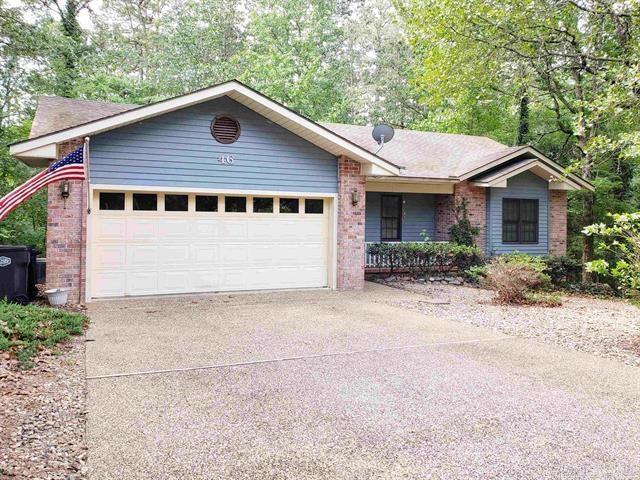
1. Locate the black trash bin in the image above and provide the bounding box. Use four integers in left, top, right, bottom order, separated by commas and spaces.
0, 246, 38, 304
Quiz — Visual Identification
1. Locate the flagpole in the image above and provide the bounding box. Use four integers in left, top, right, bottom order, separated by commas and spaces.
83, 137, 91, 214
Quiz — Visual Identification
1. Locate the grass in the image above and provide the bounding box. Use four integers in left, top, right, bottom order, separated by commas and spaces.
0, 301, 87, 368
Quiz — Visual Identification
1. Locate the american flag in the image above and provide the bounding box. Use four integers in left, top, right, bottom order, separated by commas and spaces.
0, 146, 86, 221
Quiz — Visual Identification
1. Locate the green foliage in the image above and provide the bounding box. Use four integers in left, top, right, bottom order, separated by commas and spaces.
367, 242, 483, 276
0, 301, 87, 368
448, 198, 479, 246
463, 264, 487, 284
542, 255, 582, 286
583, 212, 640, 297
523, 291, 563, 307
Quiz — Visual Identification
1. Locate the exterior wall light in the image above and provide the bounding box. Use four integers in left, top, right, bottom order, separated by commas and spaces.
351, 189, 359, 206
60, 181, 70, 208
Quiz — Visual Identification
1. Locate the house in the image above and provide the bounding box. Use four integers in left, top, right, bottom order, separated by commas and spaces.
9, 81, 593, 303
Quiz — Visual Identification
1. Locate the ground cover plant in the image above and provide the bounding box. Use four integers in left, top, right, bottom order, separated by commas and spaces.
0, 301, 87, 368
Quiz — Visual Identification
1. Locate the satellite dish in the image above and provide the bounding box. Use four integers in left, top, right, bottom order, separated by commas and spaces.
372, 123, 395, 153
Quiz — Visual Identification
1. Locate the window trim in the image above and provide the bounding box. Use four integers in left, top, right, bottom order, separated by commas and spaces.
380, 194, 402, 242
502, 198, 539, 244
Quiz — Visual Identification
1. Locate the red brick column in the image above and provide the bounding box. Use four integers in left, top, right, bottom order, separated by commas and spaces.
434, 182, 487, 251
549, 190, 567, 255
435, 194, 455, 241
337, 156, 365, 290
46, 139, 87, 304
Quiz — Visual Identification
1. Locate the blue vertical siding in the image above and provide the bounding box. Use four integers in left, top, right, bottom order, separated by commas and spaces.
487, 171, 549, 255
365, 192, 436, 242
89, 96, 338, 193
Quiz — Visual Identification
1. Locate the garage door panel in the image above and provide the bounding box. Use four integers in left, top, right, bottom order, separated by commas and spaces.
160, 245, 190, 265
220, 244, 248, 265
220, 221, 248, 240
127, 245, 159, 267
191, 244, 219, 265
94, 245, 126, 268
158, 271, 190, 293
95, 218, 126, 242
93, 272, 126, 297
92, 195, 331, 298
190, 270, 219, 291
127, 218, 157, 241
126, 271, 159, 296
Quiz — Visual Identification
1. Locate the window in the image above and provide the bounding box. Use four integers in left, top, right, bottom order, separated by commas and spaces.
211, 115, 240, 144
502, 198, 539, 243
133, 193, 157, 211
196, 195, 218, 212
165, 194, 188, 212
279, 198, 299, 214
381, 195, 402, 241
305, 199, 323, 214
253, 197, 273, 213
225, 196, 246, 212
99, 192, 124, 210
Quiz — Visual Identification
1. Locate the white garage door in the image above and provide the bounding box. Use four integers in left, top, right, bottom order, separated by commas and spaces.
90, 192, 332, 298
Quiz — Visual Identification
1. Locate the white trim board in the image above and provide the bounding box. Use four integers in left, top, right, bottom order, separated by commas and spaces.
11, 81, 400, 176
89, 184, 338, 198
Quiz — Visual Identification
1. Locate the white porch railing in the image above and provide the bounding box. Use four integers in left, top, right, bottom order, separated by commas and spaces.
364, 241, 449, 268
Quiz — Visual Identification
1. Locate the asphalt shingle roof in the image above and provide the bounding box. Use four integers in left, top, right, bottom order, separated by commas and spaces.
28, 96, 513, 179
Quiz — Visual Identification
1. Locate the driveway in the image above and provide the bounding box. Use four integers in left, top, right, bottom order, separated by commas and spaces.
86, 282, 640, 479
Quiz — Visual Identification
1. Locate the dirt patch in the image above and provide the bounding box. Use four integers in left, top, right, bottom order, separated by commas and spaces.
379, 279, 640, 367
0, 336, 87, 479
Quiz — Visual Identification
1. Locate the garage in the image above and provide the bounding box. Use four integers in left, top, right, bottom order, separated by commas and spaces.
89, 190, 333, 298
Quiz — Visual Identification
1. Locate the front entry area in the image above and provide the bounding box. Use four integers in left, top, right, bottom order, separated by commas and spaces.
89, 190, 332, 298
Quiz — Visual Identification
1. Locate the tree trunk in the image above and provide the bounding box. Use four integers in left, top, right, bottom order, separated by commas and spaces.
516, 91, 529, 145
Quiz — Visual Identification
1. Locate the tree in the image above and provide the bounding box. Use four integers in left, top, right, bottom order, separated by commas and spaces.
398, 0, 640, 278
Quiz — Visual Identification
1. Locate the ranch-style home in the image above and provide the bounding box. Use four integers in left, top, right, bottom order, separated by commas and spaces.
9, 81, 593, 304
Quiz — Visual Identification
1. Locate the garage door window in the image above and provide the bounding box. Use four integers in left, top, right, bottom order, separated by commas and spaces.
133, 193, 157, 211
253, 197, 273, 213
305, 199, 323, 214
165, 194, 188, 212
280, 198, 299, 214
99, 192, 125, 210
225, 196, 246, 212
196, 195, 218, 212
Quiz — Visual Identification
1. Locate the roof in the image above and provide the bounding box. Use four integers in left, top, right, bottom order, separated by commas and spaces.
321, 122, 511, 179
30, 96, 137, 138
13, 82, 592, 190
11, 80, 399, 175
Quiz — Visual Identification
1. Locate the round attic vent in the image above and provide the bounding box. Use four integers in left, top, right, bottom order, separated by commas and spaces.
211, 115, 241, 144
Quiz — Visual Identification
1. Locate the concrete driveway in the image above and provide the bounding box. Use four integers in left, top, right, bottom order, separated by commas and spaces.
86, 282, 640, 479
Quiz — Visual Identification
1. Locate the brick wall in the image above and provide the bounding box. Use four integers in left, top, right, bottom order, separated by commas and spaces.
46, 139, 87, 304
337, 156, 366, 290
434, 181, 487, 251
549, 190, 568, 255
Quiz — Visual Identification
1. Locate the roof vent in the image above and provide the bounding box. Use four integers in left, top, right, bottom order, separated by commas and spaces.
211, 115, 240, 144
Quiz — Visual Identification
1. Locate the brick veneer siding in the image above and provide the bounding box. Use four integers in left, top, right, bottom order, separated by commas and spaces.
46, 139, 87, 304
434, 181, 487, 251
337, 156, 366, 290
549, 190, 568, 255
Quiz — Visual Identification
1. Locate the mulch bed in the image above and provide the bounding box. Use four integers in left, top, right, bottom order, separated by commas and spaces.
0, 336, 87, 479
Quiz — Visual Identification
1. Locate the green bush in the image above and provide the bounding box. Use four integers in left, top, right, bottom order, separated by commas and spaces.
542, 255, 583, 285
463, 264, 487, 284
448, 198, 480, 246
523, 291, 563, 307
366, 242, 484, 276
0, 301, 87, 368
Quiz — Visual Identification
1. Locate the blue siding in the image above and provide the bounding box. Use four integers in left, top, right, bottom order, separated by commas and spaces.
487, 171, 549, 255
89, 96, 338, 193
365, 192, 436, 242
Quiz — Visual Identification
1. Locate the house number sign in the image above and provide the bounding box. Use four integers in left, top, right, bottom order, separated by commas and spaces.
218, 154, 235, 165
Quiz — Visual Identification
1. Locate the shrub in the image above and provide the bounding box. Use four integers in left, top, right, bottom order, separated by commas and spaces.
523, 291, 563, 307
448, 198, 479, 246
463, 265, 487, 284
564, 281, 616, 298
483, 253, 552, 304
0, 301, 87, 368
366, 242, 483, 277
583, 212, 640, 298
542, 255, 582, 285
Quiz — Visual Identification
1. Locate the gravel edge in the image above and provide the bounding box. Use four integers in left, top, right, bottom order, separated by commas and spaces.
0, 335, 87, 479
